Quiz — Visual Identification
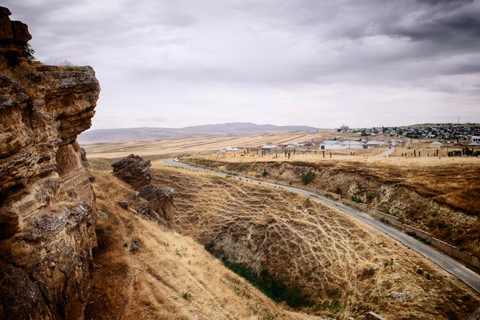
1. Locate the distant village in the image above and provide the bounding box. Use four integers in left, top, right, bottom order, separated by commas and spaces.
218, 123, 480, 153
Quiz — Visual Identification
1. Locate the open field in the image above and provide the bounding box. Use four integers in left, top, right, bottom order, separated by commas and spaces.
81, 129, 477, 160
145, 161, 480, 320
81, 131, 324, 159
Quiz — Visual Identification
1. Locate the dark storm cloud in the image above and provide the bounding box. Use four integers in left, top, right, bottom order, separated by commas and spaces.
384, 1, 480, 43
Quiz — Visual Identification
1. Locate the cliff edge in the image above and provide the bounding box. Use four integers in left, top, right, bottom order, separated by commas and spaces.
0, 7, 101, 319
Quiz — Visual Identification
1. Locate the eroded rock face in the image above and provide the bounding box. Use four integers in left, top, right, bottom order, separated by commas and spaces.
0, 6, 32, 66
138, 185, 175, 225
0, 8, 100, 320
111, 154, 174, 226
111, 154, 152, 190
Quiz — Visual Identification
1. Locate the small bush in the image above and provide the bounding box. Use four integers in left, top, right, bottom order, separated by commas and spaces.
362, 267, 375, 277
301, 171, 316, 185
262, 169, 269, 177
417, 268, 424, 275
336, 187, 342, 195
351, 195, 362, 203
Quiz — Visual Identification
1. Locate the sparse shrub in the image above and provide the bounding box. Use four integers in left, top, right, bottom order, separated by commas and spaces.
426, 273, 431, 280
351, 195, 362, 203
182, 292, 192, 300
406, 231, 417, 238
301, 171, 316, 184
417, 268, 424, 275
362, 267, 375, 277
336, 187, 342, 195
25, 43, 35, 60
262, 169, 269, 177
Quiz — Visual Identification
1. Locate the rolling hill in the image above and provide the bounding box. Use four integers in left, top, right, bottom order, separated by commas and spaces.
78, 122, 323, 143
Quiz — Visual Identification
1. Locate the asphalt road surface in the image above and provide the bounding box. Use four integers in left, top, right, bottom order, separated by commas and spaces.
164, 159, 480, 293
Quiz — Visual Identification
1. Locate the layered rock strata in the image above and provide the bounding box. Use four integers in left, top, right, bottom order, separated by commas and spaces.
0, 7, 100, 319
112, 154, 174, 226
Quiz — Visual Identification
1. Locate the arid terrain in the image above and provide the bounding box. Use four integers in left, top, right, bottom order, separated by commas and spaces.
86, 162, 302, 320
82, 131, 480, 319
183, 153, 480, 258
84, 153, 479, 320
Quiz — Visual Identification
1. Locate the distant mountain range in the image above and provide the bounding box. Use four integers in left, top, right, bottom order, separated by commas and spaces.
78, 122, 323, 143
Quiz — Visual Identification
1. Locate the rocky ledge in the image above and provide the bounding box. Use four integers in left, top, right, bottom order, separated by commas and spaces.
0, 7, 100, 320
112, 154, 175, 226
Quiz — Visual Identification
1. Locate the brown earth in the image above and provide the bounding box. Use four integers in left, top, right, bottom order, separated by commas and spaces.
85, 162, 332, 320
183, 154, 480, 258
147, 160, 480, 320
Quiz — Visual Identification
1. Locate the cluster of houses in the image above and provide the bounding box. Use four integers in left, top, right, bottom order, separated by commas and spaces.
349, 124, 480, 141
218, 138, 401, 153
217, 124, 480, 153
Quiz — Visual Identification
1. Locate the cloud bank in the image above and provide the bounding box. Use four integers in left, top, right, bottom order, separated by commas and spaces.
5, 0, 480, 129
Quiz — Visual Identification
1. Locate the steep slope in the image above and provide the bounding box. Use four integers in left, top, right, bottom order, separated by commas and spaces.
0, 7, 100, 319
185, 156, 480, 257
85, 161, 317, 320
150, 161, 480, 320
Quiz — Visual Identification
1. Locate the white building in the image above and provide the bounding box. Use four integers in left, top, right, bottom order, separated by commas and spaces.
319, 140, 344, 150
471, 136, 480, 143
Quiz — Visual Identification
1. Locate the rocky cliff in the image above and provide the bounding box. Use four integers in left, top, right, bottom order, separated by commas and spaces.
0, 7, 100, 319
111, 154, 174, 226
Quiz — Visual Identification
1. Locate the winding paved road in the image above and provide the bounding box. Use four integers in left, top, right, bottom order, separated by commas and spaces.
164, 159, 480, 293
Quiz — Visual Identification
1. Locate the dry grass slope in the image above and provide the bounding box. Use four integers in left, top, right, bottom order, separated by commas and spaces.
184, 154, 480, 257
150, 162, 480, 320
85, 164, 311, 320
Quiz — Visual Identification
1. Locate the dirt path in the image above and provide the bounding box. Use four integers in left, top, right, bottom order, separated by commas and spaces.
163, 159, 480, 294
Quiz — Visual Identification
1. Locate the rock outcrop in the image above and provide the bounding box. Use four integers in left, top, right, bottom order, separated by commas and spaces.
112, 154, 174, 226
111, 154, 152, 190
0, 7, 100, 320
0, 7, 32, 66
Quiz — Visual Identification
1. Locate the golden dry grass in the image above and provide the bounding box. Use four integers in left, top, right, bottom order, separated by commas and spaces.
149, 162, 480, 320
85, 166, 320, 320
81, 131, 371, 159
183, 153, 480, 257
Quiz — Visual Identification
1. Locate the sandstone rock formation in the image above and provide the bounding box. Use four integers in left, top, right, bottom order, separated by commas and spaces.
0, 7, 100, 319
111, 154, 152, 190
112, 154, 174, 226
0, 7, 31, 66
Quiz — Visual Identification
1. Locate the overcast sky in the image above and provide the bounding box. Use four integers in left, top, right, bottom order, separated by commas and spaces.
5, 0, 480, 130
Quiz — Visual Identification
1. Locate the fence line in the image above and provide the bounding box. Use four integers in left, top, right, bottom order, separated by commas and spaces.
372, 211, 479, 271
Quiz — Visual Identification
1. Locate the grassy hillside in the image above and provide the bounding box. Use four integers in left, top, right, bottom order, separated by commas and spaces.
149, 161, 479, 320
183, 154, 480, 258
85, 161, 313, 320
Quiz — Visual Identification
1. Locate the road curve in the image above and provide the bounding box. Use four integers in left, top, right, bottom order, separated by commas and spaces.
163, 159, 480, 293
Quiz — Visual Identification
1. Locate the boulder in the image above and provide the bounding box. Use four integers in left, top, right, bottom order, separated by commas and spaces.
118, 201, 129, 210
138, 185, 175, 226
111, 154, 175, 226
111, 154, 152, 190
